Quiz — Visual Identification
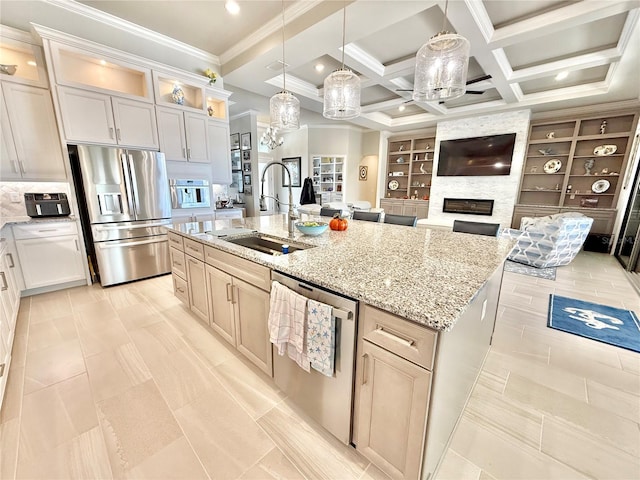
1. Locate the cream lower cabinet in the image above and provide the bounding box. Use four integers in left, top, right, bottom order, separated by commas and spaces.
14, 222, 85, 290
185, 255, 208, 322
204, 244, 272, 376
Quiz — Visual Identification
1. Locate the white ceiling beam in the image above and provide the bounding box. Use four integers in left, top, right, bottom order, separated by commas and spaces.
265, 74, 321, 101
509, 48, 622, 82
488, 0, 639, 49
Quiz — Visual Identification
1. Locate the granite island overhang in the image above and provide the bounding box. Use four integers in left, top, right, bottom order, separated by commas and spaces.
167, 213, 515, 332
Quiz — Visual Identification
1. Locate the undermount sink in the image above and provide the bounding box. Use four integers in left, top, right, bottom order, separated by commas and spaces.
224, 234, 314, 255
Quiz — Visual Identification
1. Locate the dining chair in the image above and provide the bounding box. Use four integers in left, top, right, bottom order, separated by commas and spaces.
352, 211, 381, 222
319, 207, 341, 217
383, 214, 417, 227
452, 220, 500, 237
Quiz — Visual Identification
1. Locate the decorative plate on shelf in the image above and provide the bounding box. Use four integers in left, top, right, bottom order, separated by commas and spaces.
388, 180, 399, 190
593, 145, 617, 156
543, 159, 562, 174
591, 179, 611, 194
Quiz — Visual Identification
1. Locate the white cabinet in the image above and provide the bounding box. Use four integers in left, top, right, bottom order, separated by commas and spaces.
208, 120, 232, 183
57, 86, 158, 149
157, 106, 209, 163
14, 222, 86, 290
0, 82, 66, 181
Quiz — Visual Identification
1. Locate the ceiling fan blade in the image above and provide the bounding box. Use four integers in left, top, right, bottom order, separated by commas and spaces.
466, 74, 492, 85
465, 90, 485, 95
395, 89, 414, 92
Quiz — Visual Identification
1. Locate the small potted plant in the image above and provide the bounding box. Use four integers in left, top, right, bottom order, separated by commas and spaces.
203, 68, 217, 86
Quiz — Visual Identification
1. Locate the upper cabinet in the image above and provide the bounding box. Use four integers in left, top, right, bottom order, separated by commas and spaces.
57, 86, 158, 148
0, 82, 66, 181
0, 26, 49, 88
157, 106, 208, 162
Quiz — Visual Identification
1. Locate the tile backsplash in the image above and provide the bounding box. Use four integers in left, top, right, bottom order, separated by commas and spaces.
0, 182, 72, 217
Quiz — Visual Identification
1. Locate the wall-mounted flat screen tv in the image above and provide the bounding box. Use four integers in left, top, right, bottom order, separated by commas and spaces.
436, 133, 516, 176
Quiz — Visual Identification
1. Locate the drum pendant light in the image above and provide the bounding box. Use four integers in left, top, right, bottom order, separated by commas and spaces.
413, 0, 470, 102
270, 0, 300, 131
323, 2, 360, 120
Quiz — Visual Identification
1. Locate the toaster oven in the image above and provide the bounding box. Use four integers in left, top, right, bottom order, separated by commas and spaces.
24, 193, 71, 218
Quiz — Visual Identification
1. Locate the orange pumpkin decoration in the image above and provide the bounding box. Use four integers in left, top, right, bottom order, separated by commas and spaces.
329, 214, 348, 231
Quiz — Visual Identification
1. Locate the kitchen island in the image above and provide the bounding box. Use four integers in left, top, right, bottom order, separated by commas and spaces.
167, 214, 515, 480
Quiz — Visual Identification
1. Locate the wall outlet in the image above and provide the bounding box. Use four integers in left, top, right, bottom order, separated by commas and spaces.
9, 192, 21, 203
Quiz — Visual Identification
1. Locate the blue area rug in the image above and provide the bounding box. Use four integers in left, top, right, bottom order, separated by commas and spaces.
548, 295, 640, 353
504, 260, 556, 281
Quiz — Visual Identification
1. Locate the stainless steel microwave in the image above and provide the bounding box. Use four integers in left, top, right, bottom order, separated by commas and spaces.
169, 179, 211, 209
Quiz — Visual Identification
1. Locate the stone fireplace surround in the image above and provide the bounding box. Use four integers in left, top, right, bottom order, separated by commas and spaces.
427, 110, 530, 228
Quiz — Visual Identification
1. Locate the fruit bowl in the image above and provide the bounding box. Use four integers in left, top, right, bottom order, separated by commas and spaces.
295, 221, 329, 236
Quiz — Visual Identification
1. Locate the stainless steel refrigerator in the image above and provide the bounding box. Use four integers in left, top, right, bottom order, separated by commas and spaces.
72, 145, 172, 286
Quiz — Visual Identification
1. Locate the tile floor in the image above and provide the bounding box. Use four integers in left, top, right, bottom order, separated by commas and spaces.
0, 251, 638, 479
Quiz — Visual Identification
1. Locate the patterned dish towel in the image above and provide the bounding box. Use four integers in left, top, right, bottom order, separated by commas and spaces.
306, 299, 335, 377
268, 281, 310, 372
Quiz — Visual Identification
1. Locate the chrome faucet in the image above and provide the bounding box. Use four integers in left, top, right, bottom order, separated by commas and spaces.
260, 161, 299, 235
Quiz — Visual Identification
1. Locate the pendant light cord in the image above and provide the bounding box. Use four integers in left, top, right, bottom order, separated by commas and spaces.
441, 0, 448, 33
281, 0, 286, 91
340, 0, 346, 69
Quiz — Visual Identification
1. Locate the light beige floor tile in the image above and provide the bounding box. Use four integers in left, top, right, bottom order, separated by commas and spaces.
541, 417, 640, 480
72, 299, 118, 323
102, 285, 147, 310
9, 334, 27, 368
586, 379, 640, 422
450, 414, 588, 479
257, 401, 368, 480
160, 304, 207, 337
19, 373, 97, 462
0, 365, 23, 424
181, 323, 239, 368
239, 447, 305, 480
175, 386, 275, 480
483, 350, 587, 401
116, 302, 163, 331
435, 449, 481, 480
16, 426, 112, 480
474, 370, 507, 394
213, 354, 286, 419
23, 339, 86, 394
618, 351, 640, 375
66, 284, 107, 306
549, 347, 640, 395
97, 380, 183, 476
14, 300, 30, 337
466, 383, 543, 450
75, 314, 131, 357
504, 373, 640, 457
124, 436, 208, 479
29, 290, 71, 323
145, 346, 220, 410
0, 417, 20, 480
85, 342, 152, 403
359, 463, 392, 480
497, 291, 532, 308
27, 314, 77, 352
129, 321, 185, 365
478, 471, 497, 480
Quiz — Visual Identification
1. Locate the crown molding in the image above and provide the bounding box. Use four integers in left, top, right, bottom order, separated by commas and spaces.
42, 0, 219, 65
0, 24, 41, 45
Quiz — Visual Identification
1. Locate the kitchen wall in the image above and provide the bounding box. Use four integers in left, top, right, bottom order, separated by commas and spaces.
0, 181, 71, 217
230, 111, 258, 216
276, 126, 309, 212
357, 131, 381, 206
429, 110, 531, 227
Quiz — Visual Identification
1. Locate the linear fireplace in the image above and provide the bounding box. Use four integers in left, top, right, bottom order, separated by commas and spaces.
443, 198, 494, 216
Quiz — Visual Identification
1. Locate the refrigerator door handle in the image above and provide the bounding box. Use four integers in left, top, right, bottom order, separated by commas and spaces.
127, 154, 141, 215
120, 153, 136, 216
94, 221, 170, 232
98, 237, 167, 249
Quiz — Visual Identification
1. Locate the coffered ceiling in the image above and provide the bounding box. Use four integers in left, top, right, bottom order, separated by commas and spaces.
2, 0, 639, 132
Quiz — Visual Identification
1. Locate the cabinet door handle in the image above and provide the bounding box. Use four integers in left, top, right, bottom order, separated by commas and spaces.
18, 161, 26, 174
375, 326, 415, 347
362, 353, 369, 385
231, 285, 238, 304
109, 127, 114, 139
182, 148, 186, 158
0, 272, 7, 291
0, 363, 5, 378
187, 148, 191, 158
6, 253, 14, 268
176, 286, 185, 294
10, 160, 18, 173
116, 128, 121, 141
75, 239, 79, 251
225, 282, 232, 302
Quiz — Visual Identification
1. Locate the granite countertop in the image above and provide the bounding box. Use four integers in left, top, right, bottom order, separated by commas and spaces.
169, 214, 515, 332
0, 215, 77, 230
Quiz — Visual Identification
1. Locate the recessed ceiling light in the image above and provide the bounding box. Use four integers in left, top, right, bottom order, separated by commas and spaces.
225, 1, 240, 15
555, 71, 569, 81
27, 60, 37, 67
100, 60, 107, 66
398, 104, 406, 112
315, 63, 325, 73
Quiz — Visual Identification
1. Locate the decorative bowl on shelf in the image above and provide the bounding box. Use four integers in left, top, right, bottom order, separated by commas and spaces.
591, 179, 610, 194
593, 144, 617, 156
543, 159, 562, 173
0, 64, 17, 76
295, 221, 328, 236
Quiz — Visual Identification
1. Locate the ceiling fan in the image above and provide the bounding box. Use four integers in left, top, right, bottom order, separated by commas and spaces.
396, 74, 492, 105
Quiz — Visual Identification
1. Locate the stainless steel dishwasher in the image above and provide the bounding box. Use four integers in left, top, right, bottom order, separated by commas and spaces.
272, 271, 358, 445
